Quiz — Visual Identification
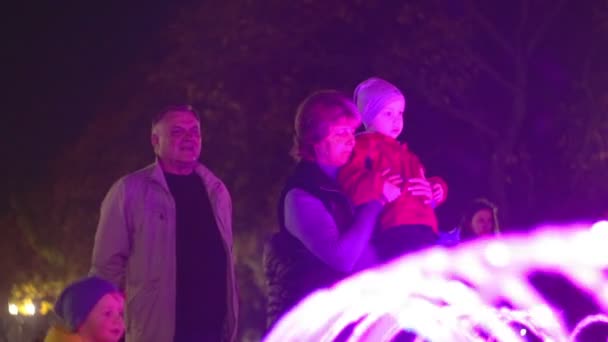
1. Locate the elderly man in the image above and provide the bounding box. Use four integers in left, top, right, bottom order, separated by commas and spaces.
91, 105, 238, 342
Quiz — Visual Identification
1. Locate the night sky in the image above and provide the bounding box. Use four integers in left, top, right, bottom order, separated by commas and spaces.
3, 2, 185, 212
2, 1, 605, 220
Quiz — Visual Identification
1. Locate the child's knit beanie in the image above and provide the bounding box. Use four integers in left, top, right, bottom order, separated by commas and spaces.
54, 276, 119, 332
353, 77, 406, 127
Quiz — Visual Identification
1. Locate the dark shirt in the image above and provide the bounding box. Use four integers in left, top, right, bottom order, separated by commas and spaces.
164, 172, 227, 342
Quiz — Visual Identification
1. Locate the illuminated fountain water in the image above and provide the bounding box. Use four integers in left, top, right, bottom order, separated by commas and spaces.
264, 221, 608, 341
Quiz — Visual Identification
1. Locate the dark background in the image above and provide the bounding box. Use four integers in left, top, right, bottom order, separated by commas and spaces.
2, 1, 607, 340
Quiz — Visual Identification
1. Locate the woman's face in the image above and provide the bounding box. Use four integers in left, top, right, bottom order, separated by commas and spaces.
471, 208, 494, 236
314, 116, 358, 167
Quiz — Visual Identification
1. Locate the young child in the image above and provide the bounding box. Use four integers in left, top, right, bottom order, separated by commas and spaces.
338, 77, 447, 261
44, 276, 125, 342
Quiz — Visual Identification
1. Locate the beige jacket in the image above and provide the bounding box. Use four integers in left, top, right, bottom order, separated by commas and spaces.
91, 162, 238, 342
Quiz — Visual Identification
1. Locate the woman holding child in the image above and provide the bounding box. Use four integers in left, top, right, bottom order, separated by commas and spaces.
265, 80, 445, 329
264, 90, 402, 329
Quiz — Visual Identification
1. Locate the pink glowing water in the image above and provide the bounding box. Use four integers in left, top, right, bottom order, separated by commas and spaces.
264, 221, 608, 341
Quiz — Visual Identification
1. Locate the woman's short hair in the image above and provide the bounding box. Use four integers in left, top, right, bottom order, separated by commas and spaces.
291, 90, 360, 160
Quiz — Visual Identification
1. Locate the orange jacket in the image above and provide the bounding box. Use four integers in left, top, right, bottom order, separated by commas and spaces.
338, 132, 447, 233
44, 326, 83, 342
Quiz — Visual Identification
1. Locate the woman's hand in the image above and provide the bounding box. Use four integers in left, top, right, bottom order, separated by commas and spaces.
407, 168, 433, 205
380, 169, 403, 203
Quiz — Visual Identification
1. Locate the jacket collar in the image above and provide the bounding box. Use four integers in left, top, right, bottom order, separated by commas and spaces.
44, 326, 83, 342
148, 159, 223, 194
357, 131, 408, 149
149, 160, 170, 192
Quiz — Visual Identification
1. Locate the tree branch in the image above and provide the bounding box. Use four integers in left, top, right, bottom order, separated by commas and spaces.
581, 46, 601, 146
422, 94, 500, 141
446, 107, 499, 140
518, 0, 529, 40
503, 57, 528, 152
526, 0, 568, 55
465, 0, 516, 58
570, 45, 600, 183
470, 51, 518, 93
582, 46, 596, 108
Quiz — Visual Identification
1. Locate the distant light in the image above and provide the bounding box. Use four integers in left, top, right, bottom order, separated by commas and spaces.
23, 302, 36, 316
40, 300, 53, 315
8, 303, 18, 316
520, 328, 527, 336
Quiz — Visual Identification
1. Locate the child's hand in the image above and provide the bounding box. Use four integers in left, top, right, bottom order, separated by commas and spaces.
432, 183, 444, 203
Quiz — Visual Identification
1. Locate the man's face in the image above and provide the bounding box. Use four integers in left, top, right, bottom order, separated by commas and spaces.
79, 293, 125, 342
151, 110, 202, 165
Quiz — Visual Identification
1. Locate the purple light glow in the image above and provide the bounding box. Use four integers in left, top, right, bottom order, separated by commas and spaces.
264, 221, 608, 341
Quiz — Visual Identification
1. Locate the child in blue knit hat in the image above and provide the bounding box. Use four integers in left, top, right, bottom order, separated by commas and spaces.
44, 276, 124, 342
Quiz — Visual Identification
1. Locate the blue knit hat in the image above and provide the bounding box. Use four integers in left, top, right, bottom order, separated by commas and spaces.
353, 77, 406, 127
54, 276, 119, 332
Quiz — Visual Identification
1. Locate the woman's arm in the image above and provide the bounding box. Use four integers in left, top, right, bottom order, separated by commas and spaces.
284, 188, 383, 273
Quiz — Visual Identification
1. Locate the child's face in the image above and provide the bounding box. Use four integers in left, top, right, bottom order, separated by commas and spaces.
79, 293, 125, 342
368, 97, 405, 139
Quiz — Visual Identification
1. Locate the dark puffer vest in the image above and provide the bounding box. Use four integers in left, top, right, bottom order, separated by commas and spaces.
264, 161, 355, 330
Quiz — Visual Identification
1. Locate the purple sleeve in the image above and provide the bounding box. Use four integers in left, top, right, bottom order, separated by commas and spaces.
284, 188, 383, 273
